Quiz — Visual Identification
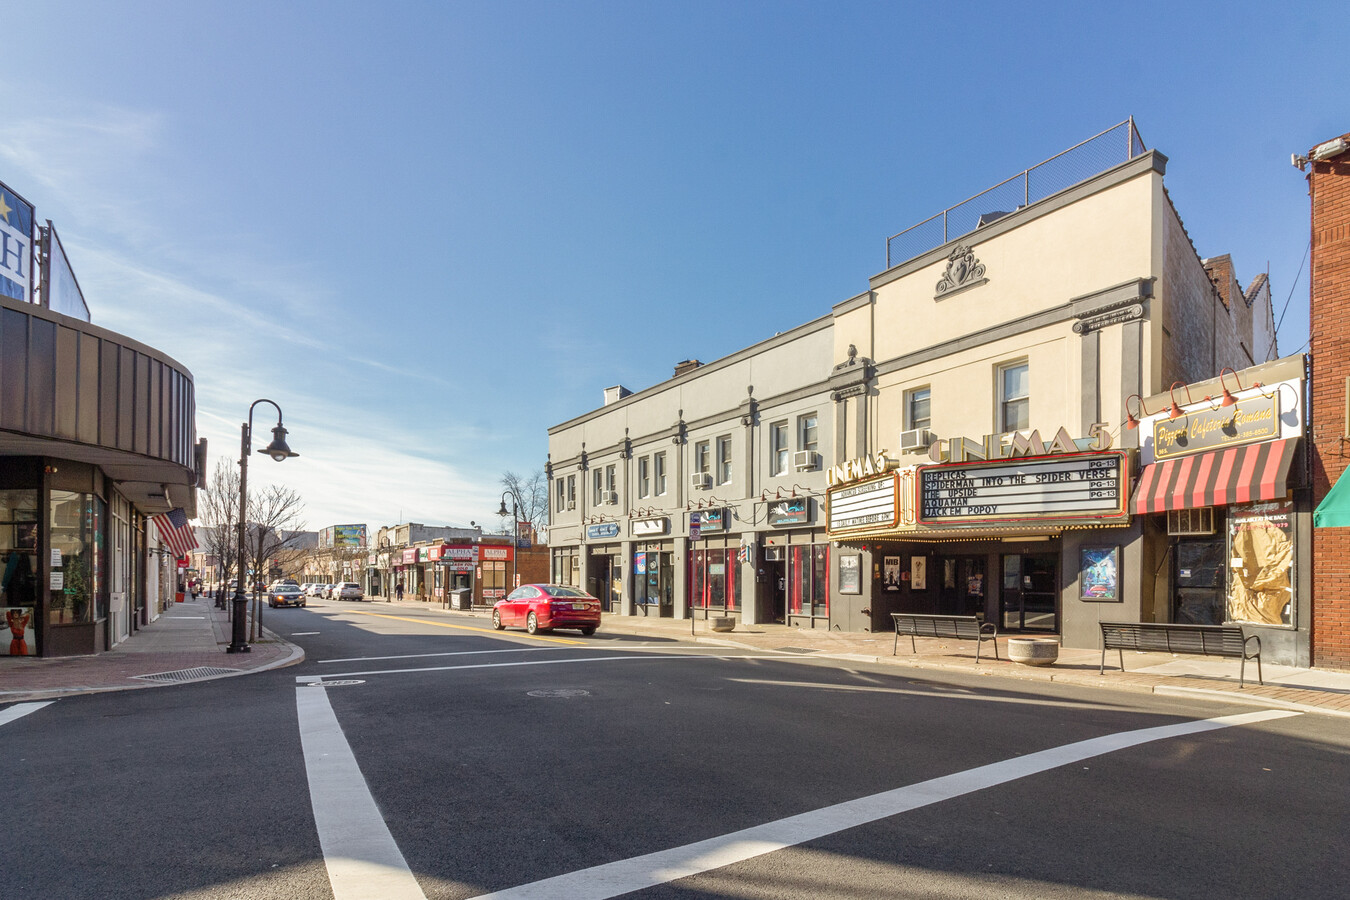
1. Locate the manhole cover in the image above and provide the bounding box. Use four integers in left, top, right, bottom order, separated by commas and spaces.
773, 647, 819, 654
133, 666, 241, 683
527, 689, 591, 698
308, 680, 366, 687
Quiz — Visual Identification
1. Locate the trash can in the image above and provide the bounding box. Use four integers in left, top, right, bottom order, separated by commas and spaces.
451, 588, 472, 611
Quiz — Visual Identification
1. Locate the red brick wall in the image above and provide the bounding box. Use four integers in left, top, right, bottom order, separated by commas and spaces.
1309, 138, 1350, 669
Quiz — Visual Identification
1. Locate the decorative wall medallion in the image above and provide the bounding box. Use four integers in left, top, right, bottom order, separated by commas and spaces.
935, 244, 988, 297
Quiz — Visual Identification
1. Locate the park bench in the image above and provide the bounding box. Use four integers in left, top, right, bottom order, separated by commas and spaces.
892, 613, 999, 663
1099, 621, 1262, 687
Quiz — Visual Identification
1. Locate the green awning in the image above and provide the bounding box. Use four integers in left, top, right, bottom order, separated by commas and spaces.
1315, 468, 1350, 527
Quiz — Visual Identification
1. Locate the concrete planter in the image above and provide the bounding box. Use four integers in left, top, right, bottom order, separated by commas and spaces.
1007, 637, 1059, 667
710, 617, 736, 633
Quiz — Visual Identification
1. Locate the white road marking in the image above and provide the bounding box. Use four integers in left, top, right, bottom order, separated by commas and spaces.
0, 701, 54, 727
291, 632, 322, 636
296, 653, 795, 683
320, 647, 557, 664
468, 709, 1302, 900
296, 686, 426, 900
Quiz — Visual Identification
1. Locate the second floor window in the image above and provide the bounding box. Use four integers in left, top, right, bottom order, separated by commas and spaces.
798, 413, 818, 453
655, 452, 667, 495
694, 441, 710, 475
770, 421, 789, 475
555, 478, 565, 513
606, 464, 616, 496
593, 469, 603, 505
638, 457, 650, 498
717, 435, 733, 484
566, 475, 575, 508
999, 362, 1029, 432
907, 387, 931, 431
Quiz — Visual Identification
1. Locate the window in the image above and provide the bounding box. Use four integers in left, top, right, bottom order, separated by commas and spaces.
798, 414, 819, 452
787, 544, 829, 618
605, 464, 616, 498
694, 441, 710, 475
655, 452, 667, 496
691, 547, 741, 611
906, 387, 931, 431
555, 478, 565, 513
716, 435, 732, 485
998, 362, 1029, 432
638, 457, 650, 498
593, 468, 603, 505
770, 421, 789, 476
566, 475, 575, 508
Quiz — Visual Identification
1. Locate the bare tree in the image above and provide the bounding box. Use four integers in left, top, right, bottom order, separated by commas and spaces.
196, 459, 241, 609
246, 484, 307, 640
500, 470, 548, 536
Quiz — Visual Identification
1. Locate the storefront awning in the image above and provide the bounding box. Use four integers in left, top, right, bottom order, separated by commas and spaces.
1132, 438, 1296, 515
1315, 467, 1350, 527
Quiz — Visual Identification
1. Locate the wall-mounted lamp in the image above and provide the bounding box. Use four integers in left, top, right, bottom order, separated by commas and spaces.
1167, 382, 1196, 420
1124, 394, 1156, 430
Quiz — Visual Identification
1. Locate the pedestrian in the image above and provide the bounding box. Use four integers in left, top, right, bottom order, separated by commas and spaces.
395, 581, 404, 602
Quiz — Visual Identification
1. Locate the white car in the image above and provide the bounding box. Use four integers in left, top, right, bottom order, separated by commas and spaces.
334, 582, 364, 601
306, 583, 329, 597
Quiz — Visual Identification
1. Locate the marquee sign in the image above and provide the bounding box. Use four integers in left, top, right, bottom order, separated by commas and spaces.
827, 475, 897, 533
919, 451, 1128, 525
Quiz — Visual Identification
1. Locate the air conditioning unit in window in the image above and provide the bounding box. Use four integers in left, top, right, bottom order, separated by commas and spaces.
566, 501, 576, 511
691, 472, 712, 490
899, 429, 933, 453
601, 490, 618, 505
793, 450, 820, 471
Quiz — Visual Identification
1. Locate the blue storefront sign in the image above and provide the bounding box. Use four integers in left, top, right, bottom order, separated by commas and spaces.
586, 522, 620, 540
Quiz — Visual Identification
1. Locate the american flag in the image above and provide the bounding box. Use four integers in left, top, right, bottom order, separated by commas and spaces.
152, 508, 199, 559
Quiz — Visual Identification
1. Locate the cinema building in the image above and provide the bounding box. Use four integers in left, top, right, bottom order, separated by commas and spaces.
548, 122, 1304, 662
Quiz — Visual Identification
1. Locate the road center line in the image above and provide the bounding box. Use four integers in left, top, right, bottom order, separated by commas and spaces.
296, 653, 794, 683
0, 701, 54, 728
468, 709, 1301, 900
296, 686, 426, 900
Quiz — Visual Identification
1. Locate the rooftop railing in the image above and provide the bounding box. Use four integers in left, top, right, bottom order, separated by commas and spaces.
885, 118, 1147, 270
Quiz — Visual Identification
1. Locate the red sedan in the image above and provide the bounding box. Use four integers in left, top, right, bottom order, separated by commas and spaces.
492, 584, 601, 636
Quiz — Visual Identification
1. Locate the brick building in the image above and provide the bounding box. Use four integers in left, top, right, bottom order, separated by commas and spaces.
1305, 131, 1350, 669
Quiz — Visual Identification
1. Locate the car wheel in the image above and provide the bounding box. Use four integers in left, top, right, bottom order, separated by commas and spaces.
526, 612, 540, 635
300, 602, 306, 608
491, 610, 504, 630
580, 626, 596, 636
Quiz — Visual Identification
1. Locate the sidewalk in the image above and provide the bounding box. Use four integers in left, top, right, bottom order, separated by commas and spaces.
0, 595, 304, 703
371, 594, 1350, 719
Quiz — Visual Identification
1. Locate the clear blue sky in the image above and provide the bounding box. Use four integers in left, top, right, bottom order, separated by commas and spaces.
3, 1, 1340, 531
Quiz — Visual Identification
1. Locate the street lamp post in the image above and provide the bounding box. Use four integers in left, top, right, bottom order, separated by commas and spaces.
227, 399, 298, 654
497, 490, 521, 592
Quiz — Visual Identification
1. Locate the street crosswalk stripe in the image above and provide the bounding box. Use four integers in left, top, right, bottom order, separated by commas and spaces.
0, 701, 54, 728
296, 686, 427, 900
466, 709, 1302, 900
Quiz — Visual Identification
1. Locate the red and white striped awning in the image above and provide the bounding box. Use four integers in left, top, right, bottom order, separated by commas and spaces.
1132, 438, 1296, 515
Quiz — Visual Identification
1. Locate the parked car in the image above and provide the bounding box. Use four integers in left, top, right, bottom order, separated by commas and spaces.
492, 584, 601, 636
267, 581, 306, 608
334, 582, 364, 601
305, 583, 326, 597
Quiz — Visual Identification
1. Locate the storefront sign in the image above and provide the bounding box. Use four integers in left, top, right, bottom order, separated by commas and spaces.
929, 425, 1112, 464
442, 560, 475, 572
481, 546, 513, 561
919, 451, 1127, 524
700, 509, 727, 533
827, 451, 896, 487
631, 517, 669, 537
1153, 395, 1280, 460
442, 546, 477, 560
767, 497, 811, 526
401, 548, 418, 564
586, 522, 620, 540
827, 475, 897, 532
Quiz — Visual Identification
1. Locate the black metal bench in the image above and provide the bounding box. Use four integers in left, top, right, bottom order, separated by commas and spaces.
892, 613, 999, 663
1099, 621, 1262, 687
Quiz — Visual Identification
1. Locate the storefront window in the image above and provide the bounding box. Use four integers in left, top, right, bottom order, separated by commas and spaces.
49, 490, 104, 626
483, 560, 506, 601
1, 489, 39, 655
787, 544, 828, 617
691, 547, 738, 611
1227, 501, 1293, 626
634, 549, 672, 608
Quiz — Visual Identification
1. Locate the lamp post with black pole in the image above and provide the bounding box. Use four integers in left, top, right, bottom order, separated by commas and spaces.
496, 489, 521, 593
226, 399, 298, 654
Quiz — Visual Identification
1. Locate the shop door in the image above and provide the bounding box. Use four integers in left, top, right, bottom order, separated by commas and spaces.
1174, 538, 1225, 625
765, 559, 786, 624
1001, 554, 1058, 632
587, 554, 620, 613
937, 556, 986, 618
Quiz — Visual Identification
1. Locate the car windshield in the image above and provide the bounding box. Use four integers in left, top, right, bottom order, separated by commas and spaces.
544, 585, 592, 598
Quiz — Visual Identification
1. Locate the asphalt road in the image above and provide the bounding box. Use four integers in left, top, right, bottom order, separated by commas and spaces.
5, 598, 1349, 899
